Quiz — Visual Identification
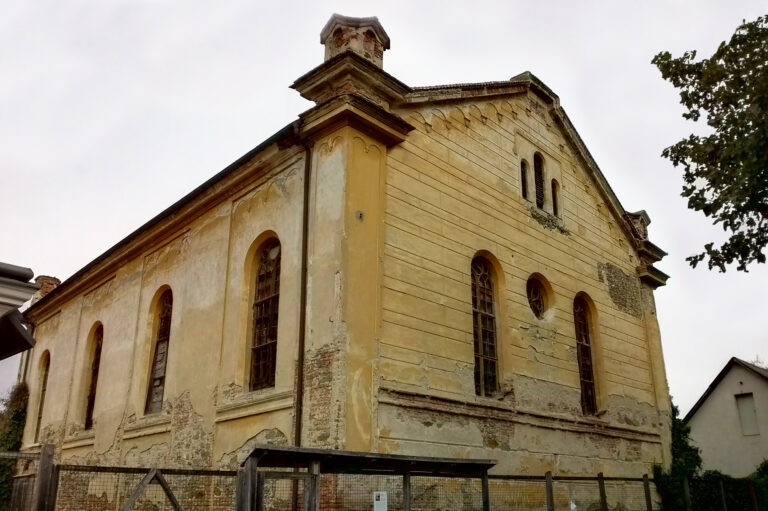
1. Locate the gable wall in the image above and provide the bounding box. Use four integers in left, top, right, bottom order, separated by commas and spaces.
688, 366, 768, 477
375, 94, 668, 475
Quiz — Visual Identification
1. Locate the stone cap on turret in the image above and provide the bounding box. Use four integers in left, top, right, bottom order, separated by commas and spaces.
320, 14, 390, 68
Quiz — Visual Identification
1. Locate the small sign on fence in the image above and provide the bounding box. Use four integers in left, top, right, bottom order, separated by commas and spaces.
373, 490, 388, 511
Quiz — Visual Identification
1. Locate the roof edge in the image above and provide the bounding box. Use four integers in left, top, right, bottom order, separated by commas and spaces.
25, 122, 299, 319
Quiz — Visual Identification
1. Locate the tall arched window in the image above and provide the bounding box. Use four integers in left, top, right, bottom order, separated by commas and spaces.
534, 154, 545, 209
520, 160, 529, 200
250, 238, 281, 391
551, 179, 560, 217
471, 257, 498, 396
84, 324, 103, 429
145, 289, 173, 414
35, 351, 50, 442
573, 295, 597, 415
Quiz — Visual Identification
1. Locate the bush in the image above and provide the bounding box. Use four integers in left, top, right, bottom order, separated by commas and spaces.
0, 382, 28, 510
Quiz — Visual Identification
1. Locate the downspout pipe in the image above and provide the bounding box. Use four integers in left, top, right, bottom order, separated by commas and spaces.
295, 131, 312, 448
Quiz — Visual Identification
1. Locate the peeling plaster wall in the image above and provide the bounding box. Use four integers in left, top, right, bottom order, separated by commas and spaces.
23, 148, 306, 469
374, 96, 671, 474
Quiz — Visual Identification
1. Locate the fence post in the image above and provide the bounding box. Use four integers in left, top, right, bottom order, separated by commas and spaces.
31, 444, 54, 511
45, 464, 59, 511
238, 456, 258, 511
718, 478, 728, 511
306, 461, 320, 511
748, 479, 758, 511
683, 476, 693, 511
235, 469, 248, 511
598, 472, 608, 511
643, 474, 653, 511
545, 471, 555, 511
481, 472, 490, 511
403, 471, 411, 511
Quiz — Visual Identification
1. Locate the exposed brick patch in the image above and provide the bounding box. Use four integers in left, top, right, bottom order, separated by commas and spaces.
597, 262, 643, 318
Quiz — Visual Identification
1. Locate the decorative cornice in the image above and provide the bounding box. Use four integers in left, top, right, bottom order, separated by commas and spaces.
292, 51, 410, 111
637, 264, 670, 288
298, 94, 413, 146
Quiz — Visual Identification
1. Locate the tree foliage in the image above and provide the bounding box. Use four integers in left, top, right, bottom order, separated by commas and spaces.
0, 383, 28, 509
652, 15, 768, 272
653, 399, 702, 509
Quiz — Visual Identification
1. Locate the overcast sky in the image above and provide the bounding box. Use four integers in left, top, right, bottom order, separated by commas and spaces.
1, 0, 766, 416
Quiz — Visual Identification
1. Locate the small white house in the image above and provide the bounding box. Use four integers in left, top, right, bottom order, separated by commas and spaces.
685, 357, 768, 477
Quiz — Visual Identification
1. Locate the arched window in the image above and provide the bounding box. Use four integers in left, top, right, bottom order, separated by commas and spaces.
526, 276, 548, 319
250, 238, 281, 391
573, 295, 597, 415
551, 179, 560, 217
84, 324, 103, 429
471, 257, 498, 396
145, 289, 173, 414
520, 160, 529, 200
35, 351, 50, 442
534, 154, 545, 209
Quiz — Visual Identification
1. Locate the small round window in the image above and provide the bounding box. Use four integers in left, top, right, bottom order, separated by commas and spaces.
526, 277, 548, 319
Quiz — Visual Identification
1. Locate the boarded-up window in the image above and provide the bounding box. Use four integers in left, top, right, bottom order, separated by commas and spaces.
551, 179, 560, 217
84, 325, 103, 430
736, 393, 759, 435
145, 290, 173, 414
521, 160, 529, 200
250, 239, 281, 391
35, 351, 50, 442
574, 296, 597, 415
534, 154, 545, 209
472, 257, 498, 396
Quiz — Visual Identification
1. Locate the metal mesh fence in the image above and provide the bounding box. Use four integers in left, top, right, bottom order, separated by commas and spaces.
262, 477, 305, 511
488, 478, 548, 510
410, 476, 483, 511
54, 466, 237, 511
604, 480, 659, 511
316, 473, 403, 511
552, 480, 602, 510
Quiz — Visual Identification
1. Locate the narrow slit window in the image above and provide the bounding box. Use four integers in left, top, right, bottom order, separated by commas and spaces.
472, 257, 498, 396
145, 290, 173, 415
534, 154, 545, 209
250, 239, 281, 391
35, 352, 50, 442
573, 296, 597, 415
84, 325, 103, 430
521, 161, 529, 200
551, 179, 559, 217
735, 393, 759, 435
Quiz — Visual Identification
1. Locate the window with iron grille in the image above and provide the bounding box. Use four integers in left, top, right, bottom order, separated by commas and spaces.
84, 325, 103, 430
520, 160, 529, 200
145, 290, 173, 415
35, 351, 50, 442
526, 278, 547, 319
471, 257, 498, 396
250, 239, 281, 391
551, 179, 559, 217
573, 296, 597, 415
534, 154, 545, 209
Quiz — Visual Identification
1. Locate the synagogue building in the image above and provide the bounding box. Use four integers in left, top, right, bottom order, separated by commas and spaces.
20, 14, 672, 476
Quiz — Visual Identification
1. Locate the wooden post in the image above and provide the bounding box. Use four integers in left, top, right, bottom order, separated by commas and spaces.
239, 456, 258, 511
306, 461, 320, 511
481, 472, 490, 511
642, 474, 653, 511
255, 472, 264, 511
597, 472, 608, 511
545, 471, 555, 511
683, 476, 693, 511
403, 472, 411, 511
235, 469, 248, 511
718, 478, 728, 511
46, 464, 59, 511
747, 479, 758, 511
31, 444, 54, 511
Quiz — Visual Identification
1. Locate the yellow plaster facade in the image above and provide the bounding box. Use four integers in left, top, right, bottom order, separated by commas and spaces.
20, 14, 671, 476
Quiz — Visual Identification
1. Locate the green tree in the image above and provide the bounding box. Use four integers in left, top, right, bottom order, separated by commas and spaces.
652, 15, 768, 272
653, 399, 702, 510
0, 383, 28, 510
